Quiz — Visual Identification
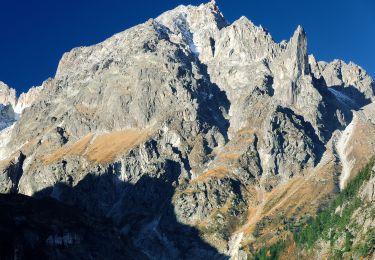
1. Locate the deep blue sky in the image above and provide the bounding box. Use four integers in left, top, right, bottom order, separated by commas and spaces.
0, 0, 374, 94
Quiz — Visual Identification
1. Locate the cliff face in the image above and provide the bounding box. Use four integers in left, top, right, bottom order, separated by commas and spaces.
0, 82, 16, 131
0, 1, 375, 259
0, 82, 16, 108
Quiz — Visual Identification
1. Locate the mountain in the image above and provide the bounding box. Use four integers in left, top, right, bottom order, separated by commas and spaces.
1, 1, 375, 259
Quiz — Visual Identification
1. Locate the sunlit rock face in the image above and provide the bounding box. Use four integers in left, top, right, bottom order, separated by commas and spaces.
0, 1, 375, 259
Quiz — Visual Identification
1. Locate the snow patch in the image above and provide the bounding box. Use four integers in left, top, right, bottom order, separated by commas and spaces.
337, 119, 356, 190
258, 148, 271, 175
14, 85, 44, 114
156, 7, 200, 55
227, 232, 244, 258
22, 155, 34, 172
0, 124, 15, 160
14, 103, 26, 114
174, 13, 200, 54
328, 87, 357, 107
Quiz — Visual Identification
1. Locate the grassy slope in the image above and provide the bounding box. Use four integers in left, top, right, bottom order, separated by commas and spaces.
294, 156, 375, 259
254, 156, 375, 259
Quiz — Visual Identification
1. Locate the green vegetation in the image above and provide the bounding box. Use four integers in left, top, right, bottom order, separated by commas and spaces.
352, 228, 375, 257
254, 240, 286, 260
293, 156, 375, 254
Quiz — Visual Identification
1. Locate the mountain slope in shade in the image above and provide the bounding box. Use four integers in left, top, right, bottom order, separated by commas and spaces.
0, 193, 129, 259
0, 1, 375, 259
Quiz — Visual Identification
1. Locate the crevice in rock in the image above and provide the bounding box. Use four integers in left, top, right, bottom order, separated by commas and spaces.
8, 152, 26, 194
209, 37, 216, 56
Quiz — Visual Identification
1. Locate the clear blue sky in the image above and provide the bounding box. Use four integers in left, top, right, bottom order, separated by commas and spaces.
0, 0, 374, 93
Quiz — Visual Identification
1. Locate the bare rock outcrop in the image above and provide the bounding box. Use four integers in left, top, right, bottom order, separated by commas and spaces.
0, 82, 16, 107
0, 1, 375, 258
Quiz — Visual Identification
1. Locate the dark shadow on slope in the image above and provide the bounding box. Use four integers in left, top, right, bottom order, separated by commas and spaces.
166, 21, 230, 142
195, 62, 230, 142
329, 85, 372, 109
276, 106, 325, 166
0, 193, 127, 260
7, 152, 26, 194
31, 160, 229, 260
310, 76, 369, 143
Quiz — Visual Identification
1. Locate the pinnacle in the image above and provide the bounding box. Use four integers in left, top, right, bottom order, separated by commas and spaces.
205, 0, 220, 12
294, 25, 306, 37
290, 25, 307, 48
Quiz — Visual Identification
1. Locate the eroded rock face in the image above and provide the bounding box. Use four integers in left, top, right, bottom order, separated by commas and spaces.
319, 59, 375, 102
0, 82, 43, 159
0, 82, 16, 108
261, 106, 322, 182
0, 82, 17, 131
14, 85, 44, 114
0, 104, 15, 131
0, 1, 375, 258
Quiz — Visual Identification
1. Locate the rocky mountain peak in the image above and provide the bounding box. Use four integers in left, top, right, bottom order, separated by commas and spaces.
155, 1, 227, 61
204, 0, 221, 13
269, 25, 313, 107
14, 85, 44, 114
0, 81, 43, 134
0, 82, 16, 108
318, 59, 375, 101
0, 82, 16, 131
288, 25, 309, 76
1, 2, 375, 259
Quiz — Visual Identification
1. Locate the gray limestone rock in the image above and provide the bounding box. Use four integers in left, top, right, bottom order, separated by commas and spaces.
0, 82, 16, 108
0, 1, 374, 259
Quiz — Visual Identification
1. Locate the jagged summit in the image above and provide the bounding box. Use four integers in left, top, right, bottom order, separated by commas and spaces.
0, 2, 375, 259
280, 24, 310, 84
0, 82, 43, 131
0, 82, 16, 108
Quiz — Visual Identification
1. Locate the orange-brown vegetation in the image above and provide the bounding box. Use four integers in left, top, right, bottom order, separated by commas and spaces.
43, 134, 93, 164
43, 129, 152, 165
86, 130, 150, 164
237, 149, 338, 250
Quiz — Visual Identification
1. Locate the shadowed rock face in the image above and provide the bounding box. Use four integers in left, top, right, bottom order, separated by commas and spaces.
0, 193, 127, 260
0, 171, 228, 260
1, 1, 375, 259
